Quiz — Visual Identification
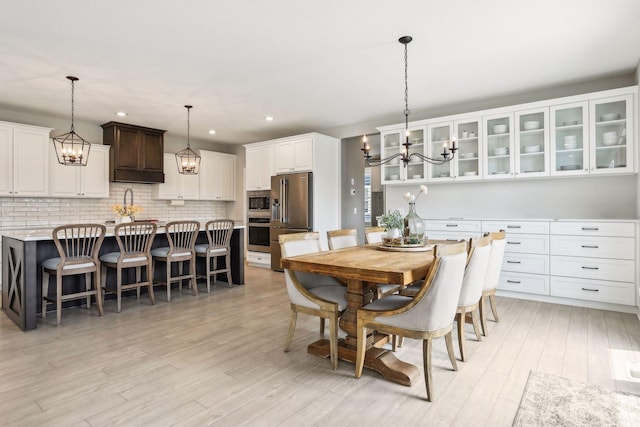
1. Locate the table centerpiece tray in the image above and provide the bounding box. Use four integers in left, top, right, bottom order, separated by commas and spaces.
377, 239, 433, 252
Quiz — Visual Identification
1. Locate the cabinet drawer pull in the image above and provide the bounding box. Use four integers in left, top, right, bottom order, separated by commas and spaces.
507, 241, 521, 245
581, 287, 599, 292
581, 245, 599, 249
507, 225, 521, 229
446, 224, 458, 227
581, 227, 599, 231
507, 280, 521, 284
506, 260, 521, 264
581, 266, 599, 270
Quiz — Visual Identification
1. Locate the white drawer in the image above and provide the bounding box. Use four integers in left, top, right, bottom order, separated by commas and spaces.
550, 256, 635, 283
550, 276, 635, 306
482, 220, 549, 235
550, 221, 636, 237
498, 272, 549, 295
550, 235, 635, 260
503, 235, 549, 254
426, 231, 482, 241
247, 251, 271, 266
426, 220, 482, 233
502, 253, 549, 274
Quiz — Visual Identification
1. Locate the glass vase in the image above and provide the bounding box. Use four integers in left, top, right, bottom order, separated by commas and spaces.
404, 202, 424, 243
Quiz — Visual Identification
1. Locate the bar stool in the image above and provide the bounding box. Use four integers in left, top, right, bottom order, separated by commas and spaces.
151, 220, 200, 301
195, 219, 234, 292
41, 223, 106, 326
100, 221, 157, 312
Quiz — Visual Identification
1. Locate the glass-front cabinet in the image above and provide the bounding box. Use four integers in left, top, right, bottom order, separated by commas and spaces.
589, 94, 634, 174
427, 122, 454, 181
483, 113, 514, 179
550, 101, 589, 176
453, 118, 482, 180
515, 108, 548, 177
380, 127, 426, 183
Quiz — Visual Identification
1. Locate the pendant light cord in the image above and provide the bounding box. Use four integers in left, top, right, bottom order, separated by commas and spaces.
70, 78, 75, 133
403, 40, 410, 133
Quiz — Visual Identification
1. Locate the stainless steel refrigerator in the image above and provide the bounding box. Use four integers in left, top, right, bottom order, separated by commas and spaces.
270, 172, 313, 270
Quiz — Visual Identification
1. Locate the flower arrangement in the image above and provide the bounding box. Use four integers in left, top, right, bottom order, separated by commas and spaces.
379, 209, 404, 230
404, 184, 428, 203
111, 204, 143, 218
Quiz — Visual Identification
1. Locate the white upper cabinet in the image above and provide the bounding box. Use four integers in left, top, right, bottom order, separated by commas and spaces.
0, 121, 51, 197
380, 126, 425, 183
514, 107, 549, 178
153, 153, 200, 200
483, 112, 515, 179
427, 122, 455, 181
49, 144, 110, 198
588, 94, 634, 174
274, 136, 313, 173
550, 101, 589, 176
246, 144, 274, 190
453, 118, 483, 181
199, 150, 236, 201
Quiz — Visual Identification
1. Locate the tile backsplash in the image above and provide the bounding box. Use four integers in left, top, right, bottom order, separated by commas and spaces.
0, 182, 230, 230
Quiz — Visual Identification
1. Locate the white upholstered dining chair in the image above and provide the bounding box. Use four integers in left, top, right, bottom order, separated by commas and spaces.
479, 230, 506, 336
455, 235, 492, 361
280, 232, 346, 370
364, 226, 386, 244
354, 242, 468, 401
326, 228, 358, 250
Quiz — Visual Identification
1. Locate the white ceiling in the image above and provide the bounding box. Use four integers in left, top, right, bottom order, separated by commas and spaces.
1, 0, 639, 145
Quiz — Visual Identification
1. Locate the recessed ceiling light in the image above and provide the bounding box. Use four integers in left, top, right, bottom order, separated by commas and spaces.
208, 130, 216, 135
265, 116, 274, 122
116, 111, 127, 117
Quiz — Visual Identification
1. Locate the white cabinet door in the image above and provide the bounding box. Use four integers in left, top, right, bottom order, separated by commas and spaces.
154, 154, 199, 199
453, 118, 482, 180
274, 137, 313, 173
81, 145, 110, 198
50, 144, 109, 198
483, 112, 515, 179
380, 130, 403, 184
427, 122, 454, 181
589, 94, 634, 174
514, 107, 549, 178
246, 145, 273, 190
0, 125, 15, 196
199, 151, 236, 201
216, 154, 236, 201
550, 101, 589, 176
13, 127, 49, 197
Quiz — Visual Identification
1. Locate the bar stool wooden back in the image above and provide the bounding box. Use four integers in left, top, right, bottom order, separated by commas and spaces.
100, 221, 157, 312
41, 223, 106, 326
151, 220, 200, 301
196, 219, 234, 292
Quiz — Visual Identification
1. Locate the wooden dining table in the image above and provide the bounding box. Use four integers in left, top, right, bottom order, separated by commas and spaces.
280, 243, 434, 386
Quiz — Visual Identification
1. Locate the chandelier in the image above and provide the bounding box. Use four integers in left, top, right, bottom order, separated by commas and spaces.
175, 105, 201, 174
52, 76, 91, 166
362, 36, 457, 167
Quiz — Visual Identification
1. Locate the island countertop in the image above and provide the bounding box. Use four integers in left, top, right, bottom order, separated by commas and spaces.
2, 223, 245, 242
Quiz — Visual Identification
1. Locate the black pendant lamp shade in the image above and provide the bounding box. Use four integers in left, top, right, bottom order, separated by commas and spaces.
52, 76, 91, 166
175, 105, 201, 174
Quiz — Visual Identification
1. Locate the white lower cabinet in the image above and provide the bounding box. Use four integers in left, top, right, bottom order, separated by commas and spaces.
425, 220, 482, 241
549, 221, 636, 307
500, 272, 550, 295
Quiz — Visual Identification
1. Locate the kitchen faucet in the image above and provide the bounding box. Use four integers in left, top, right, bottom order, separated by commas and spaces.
123, 188, 134, 210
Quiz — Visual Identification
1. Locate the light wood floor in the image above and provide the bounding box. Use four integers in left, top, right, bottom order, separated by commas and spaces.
1, 265, 640, 426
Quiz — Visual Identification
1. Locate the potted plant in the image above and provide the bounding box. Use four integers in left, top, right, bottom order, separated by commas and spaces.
379, 209, 404, 238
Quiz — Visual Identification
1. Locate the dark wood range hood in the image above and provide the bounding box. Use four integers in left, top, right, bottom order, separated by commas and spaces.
101, 121, 166, 183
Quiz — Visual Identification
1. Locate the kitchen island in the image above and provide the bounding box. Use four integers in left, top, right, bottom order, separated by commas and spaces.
2, 224, 245, 330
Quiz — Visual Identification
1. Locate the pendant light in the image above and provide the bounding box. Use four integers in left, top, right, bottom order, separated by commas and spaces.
361, 36, 457, 167
52, 76, 91, 166
175, 105, 201, 174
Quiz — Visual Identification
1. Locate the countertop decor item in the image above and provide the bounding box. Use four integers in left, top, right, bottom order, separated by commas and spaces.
175, 105, 201, 175
379, 209, 404, 238
361, 36, 457, 168
52, 76, 91, 166
403, 185, 427, 242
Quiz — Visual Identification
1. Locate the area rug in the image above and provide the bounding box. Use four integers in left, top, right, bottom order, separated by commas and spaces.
513, 370, 640, 426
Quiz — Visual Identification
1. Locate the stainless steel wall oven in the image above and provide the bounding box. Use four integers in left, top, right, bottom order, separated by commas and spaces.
247, 190, 271, 253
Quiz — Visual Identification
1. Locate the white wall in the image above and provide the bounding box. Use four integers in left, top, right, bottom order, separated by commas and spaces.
384, 175, 637, 220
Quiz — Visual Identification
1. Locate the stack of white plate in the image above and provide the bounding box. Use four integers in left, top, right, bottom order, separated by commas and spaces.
603, 131, 618, 146
523, 145, 541, 153
523, 121, 540, 130
493, 124, 508, 134
492, 147, 508, 156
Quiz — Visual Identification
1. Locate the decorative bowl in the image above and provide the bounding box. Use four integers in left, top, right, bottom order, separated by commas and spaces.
493, 124, 508, 134
564, 135, 577, 143
523, 121, 540, 130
